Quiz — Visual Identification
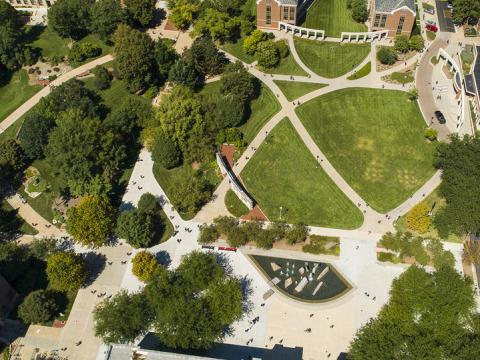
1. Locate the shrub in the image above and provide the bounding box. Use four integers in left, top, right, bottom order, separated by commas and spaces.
151, 131, 182, 169
137, 193, 159, 215
92, 65, 111, 90
132, 251, 159, 282
275, 39, 289, 58
424, 128, 438, 141
394, 35, 410, 53
116, 209, 156, 248
199, 224, 219, 244
407, 87, 418, 100
68, 42, 102, 64
18, 290, 58, 324
227, 226, 249, 247
255, 229, 276, 249
285, 223, 309, 244
377, 47, 397, 65
256, 40, 280, 69
303, 235, 340, 255
409, 35, 424, 51
351, 0, 368, 23
213, 216, 238, 235
377, 252, 400, 263
243, 29, 267, 55
407, 202, 432, 234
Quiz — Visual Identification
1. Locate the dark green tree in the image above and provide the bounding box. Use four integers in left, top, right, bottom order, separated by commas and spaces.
28, 237, 58, 261
18, 290, 58, 325
169, 175, 211, 215
256, 40, 280, 69
348, 265, 480, 359
91, 65, 111, 90
94, 290, 152, 344
154, 38, 178, 82
19, 112, 55, 160
48, 0, 94, 39
137, 192, 160, 215
168, 57, 201, 89
186, 36, 227, 76
89, 0, 126, 39
0, 1, 26, 71
125, 0, 157, 27
351, 0, 368, 23
151, 131, 182, 169
452, 0, 480, 24
113, 24, 155, 93
220, 61, 257, 102
433, 134, 480, 237
115, 209, 156, 248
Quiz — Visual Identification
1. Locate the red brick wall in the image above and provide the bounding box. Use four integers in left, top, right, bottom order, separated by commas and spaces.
370, 8, 415, 38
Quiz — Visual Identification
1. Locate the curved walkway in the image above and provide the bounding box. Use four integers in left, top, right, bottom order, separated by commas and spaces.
0, 55, 113, 134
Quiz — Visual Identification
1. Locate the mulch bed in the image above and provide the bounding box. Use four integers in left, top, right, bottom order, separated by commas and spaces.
220, 144, 235, 170
164, 19, 179, 31
241, 205, 268, 221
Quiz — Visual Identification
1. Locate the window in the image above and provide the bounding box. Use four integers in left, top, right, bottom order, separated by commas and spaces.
380, 14, 387, 27
266, 5, 271, 24
290, 7, 295, 21
396, 16, 405, 34
374, 14, 381, 27
283, 7, 289, 20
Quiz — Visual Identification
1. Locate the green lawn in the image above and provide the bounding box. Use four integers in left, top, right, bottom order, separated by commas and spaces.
294, 38, 371, 78
394, 188, 462, 243
153, 161, 220, 220
273, 80, 327, 101
296, 88, 436, 212
220, 38, 256, 64
261, 52, 308, 76
347, 61, 371, 80
200, 80, 281, 144
389, 71, 414, 84
225, 189, 250, 217
82, 77, 133, 109
241, 118, 363, 228
25, 26, 110, 65
299, 0, 367, 38
0, 70, 42, 123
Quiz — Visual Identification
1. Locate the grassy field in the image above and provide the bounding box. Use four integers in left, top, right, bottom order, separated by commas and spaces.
273, 80, 327, 101
347, 62, 371, 80
241, 118, 363, 228
153, 161, 220, 220
0, 70, 42, 123
200, 80, 281, 144
394, 188, 462, 243
389, 71, 414, 84
299, 0, 367, 37
294, 38, 371, 78
25, 26, 109, 64
261, 52, 308, 76
82, 77, 133, 109
296, 88, 436, 213
225, 189, 250, 217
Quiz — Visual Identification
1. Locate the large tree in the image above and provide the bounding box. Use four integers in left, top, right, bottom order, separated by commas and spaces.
154, 38, 178, 83
48, 0, 94, 39
151, 131, 182, 169
145, 251, 243, 349
348, 265, 480, 359
433, 134, 480, 237
45, 109, 126, 195
115, 209, 156, 248
94, 290, 152, 344
113, 24, 155, 93
124, 0, 157, 27
19, 112, 55, 160
220, 61, 258, 103
89, 0, 125, 39
67, 195, 115, 248
191, 8, 240, 42
46, 251, 87, 292
18, 290, 58, 324
0, 139, 26, 195
0, 1, 25, 71
452, 0, 480, 24
185, 36, 227, 76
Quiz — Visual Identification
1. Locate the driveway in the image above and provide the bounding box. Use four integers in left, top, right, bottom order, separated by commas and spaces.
435, 0, 455, 32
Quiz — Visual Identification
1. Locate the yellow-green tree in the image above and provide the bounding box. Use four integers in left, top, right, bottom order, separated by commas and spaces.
132, 251, 160, 282
406, 202, 431, 234
67, 195, 115, 248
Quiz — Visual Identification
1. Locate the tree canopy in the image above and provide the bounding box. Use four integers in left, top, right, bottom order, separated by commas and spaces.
0, 1, 26, 71
124, 0, 157, 27
18, 289, 58, 325
46, 251, 87, 292
452, 0, 480, 24
348, 265, 480, 359
67, 195, 115, 248
433, 134, 480, 237
89, 0, 126, 39
48, 0, 94, 39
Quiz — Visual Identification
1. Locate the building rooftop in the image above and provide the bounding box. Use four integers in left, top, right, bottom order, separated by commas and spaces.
277, 0, 299, 5
374, 0, 415, 13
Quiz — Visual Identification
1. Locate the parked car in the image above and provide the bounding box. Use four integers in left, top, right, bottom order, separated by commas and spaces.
435, 111, 446, 124
425, 20, 437, 26
424, 7, 435, 14
426, 23, 438, 32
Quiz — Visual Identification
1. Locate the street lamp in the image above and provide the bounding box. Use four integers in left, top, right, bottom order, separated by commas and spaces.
279, 206, 283, 220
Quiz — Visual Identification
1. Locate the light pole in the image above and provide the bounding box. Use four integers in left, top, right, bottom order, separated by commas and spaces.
279, 206, 283, 220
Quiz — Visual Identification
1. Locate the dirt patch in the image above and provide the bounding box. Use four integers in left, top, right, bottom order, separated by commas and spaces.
363, 158, 385, 182
164, 19, 179, 31
355, 137, 375, 151
396, 169, 418, 188
241, 205, 268, 221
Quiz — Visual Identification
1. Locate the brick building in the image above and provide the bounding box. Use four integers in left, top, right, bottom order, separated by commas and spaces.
4, 0, 56, 8
370, 0, 416, 37
256, 0, 310, 30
